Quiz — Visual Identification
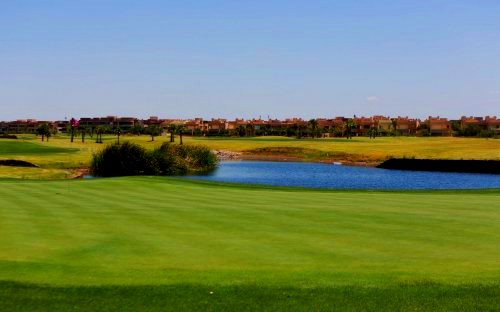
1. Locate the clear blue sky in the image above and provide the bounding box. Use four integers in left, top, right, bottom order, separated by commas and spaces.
1, 0, 499, 120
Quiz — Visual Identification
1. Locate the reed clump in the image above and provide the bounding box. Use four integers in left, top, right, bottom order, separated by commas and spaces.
90, 141, 217, 177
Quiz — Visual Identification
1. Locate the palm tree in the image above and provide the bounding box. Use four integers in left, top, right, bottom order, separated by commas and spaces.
296, 123, 307, 139
167, 124, 177, 142
36, 124, 45, 142
177, 125, 185, 145
391, 119, 398, 136
115, 126, 122, 144
245, 123, 254, 137
147, 124, 161, 141
345, 119, 356, 139
95, 126, 104, 143
130, 123, 144, 136
68, 118, 79, 143
36, 124, 51, 142
236, 125, 246, 137
308, 119, 319, 138
80, 126, 88, 143
45, 128, 52, 142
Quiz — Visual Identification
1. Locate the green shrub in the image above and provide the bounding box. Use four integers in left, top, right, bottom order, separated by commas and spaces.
90, 142, 218, 177
417, 129, 430, 137
151, 143, 189, 175
479, 130, 496, 138
90, 142, 156, 177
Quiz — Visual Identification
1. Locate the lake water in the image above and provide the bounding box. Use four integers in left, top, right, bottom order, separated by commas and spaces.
184, 161, 500, 190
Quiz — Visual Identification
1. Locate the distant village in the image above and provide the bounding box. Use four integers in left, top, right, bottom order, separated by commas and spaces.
1, 115, 499, 138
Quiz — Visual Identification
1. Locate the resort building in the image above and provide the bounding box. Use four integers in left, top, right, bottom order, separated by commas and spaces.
427, 116, 452, 136
0, 114, 497, 137
485, 116, 500, 134
79, 116, 136, 131
394, 117, 419, 135
460, 116, 485, 130
207, 118, 228, 134
372, 116, 393, 133
354, 117, 374, 136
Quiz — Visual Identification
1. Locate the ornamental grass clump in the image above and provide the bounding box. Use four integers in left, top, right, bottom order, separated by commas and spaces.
90, 141, 156, 177
158, 143, 218, 173
90, 141, 217, 177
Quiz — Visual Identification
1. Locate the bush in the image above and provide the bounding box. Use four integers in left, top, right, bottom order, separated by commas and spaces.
479, 130, 496, 138
90, 142, 156, 177
90, 142, 218, 177
417, 129, 430, 137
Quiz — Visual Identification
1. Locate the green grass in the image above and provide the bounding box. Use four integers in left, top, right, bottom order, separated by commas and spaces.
1, 282, 498, 312
0, 140, 78, 156
0, 178, 499, 310
1, 135, 500, 178
188, 136, 500, 162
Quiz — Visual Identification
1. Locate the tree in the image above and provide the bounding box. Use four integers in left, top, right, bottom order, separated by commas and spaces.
391, 119, 398, 132
308, 119, 319, 138
45, 128, 52, 141
296, 123, 307, 139
80, 126, 88, 143
130, 123, 144, 135
368, 127, 378, 139
36, 124, 51, 142
451, 120, 461, 132
147, 124, 161, 141
114, 126, 122, 144
245, 123, 255, 137
68, 118, 79, 143
177, 125, 185, 145
167, 124, 177, 142
345, 119, 356, 139
95, 126, 105, 143
236, 125, 246, 137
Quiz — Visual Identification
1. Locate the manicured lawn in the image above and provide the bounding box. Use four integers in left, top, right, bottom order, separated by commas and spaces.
0, 140, 78, 156
1, 282, 498, 312
0, 177, 499, 310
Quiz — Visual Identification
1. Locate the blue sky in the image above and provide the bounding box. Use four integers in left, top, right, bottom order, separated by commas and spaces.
1, 0, 499, 120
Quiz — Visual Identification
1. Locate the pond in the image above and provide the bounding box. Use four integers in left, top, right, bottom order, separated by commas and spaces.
184, 161, 500, 190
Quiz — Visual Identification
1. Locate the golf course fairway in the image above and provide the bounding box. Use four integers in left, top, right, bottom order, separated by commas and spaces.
0, 177, 499, 311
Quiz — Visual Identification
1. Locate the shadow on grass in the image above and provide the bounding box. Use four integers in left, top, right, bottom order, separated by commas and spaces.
0, 281, 498, 311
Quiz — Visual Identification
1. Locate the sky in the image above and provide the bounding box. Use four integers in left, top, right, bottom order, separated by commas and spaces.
1, 0, 500, 120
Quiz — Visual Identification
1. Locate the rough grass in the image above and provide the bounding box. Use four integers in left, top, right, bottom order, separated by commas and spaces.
0, 178, 499, 310
2, 135, 500, 178
189, 136, 500, 161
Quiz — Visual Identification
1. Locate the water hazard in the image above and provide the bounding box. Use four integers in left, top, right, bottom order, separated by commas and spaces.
184, 161, 500, 190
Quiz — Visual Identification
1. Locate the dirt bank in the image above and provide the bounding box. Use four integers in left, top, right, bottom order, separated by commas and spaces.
215, 147, 380, 167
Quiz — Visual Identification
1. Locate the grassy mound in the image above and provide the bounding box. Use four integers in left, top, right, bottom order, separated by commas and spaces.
90, 142, 217, 177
